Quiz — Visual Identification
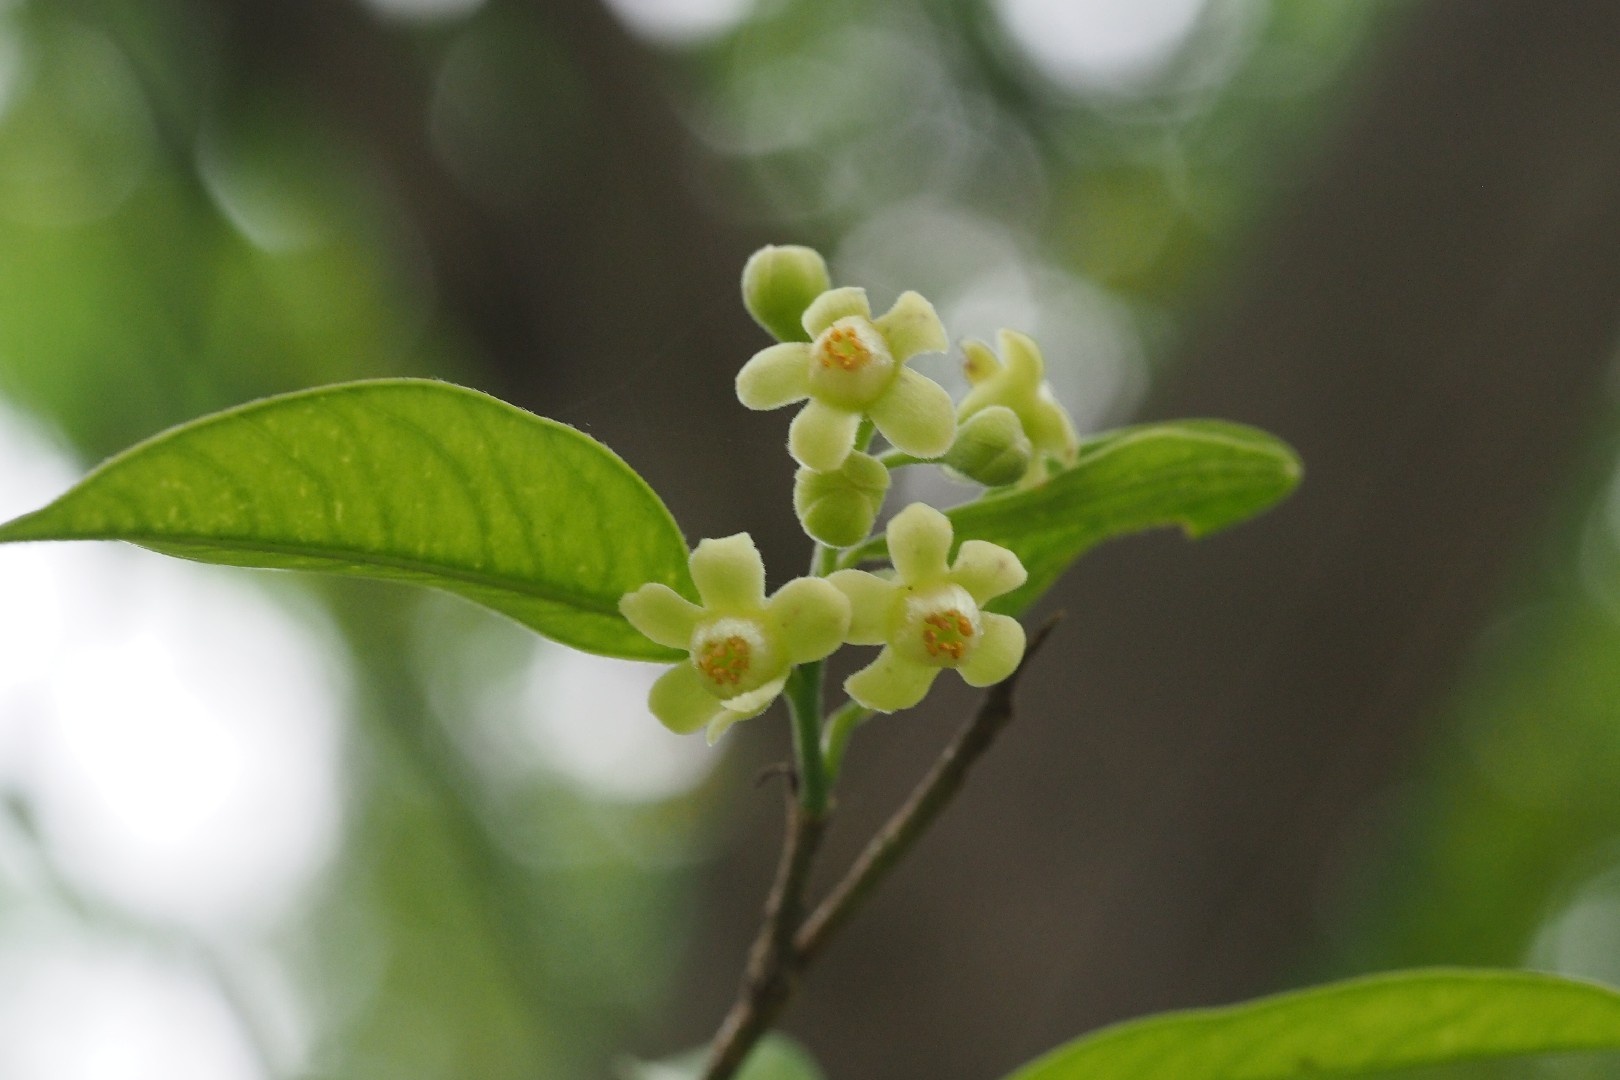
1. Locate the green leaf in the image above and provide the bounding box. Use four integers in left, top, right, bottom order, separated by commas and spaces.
621, 1034, 825, 1080
1003, 969, 1620, 1080
849, 420, 1302, 614
0, 379, 691, 661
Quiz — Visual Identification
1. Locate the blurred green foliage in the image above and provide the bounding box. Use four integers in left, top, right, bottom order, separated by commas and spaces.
4, 0, 1620, 1078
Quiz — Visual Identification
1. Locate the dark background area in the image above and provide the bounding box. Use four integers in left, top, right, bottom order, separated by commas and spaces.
2, 1, 1620, 1078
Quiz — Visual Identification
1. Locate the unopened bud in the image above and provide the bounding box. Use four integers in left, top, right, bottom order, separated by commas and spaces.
793, 451, 890, 548
741, 245, 830, 343
943, 406, 1032, 488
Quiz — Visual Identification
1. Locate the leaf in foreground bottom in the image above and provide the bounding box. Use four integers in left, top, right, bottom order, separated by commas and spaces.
1003, 968, 1620, 1080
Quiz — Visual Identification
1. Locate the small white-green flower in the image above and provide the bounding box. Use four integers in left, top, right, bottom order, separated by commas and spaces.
958, 330, 1079, 486
829, 503, 1027, 713
621, 534, 850, 742
736, 286, 956, 472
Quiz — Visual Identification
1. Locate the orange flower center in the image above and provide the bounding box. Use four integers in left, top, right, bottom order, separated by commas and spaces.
921, 609, 974, 661
697, 635, 752, 687
819, 326, 873, 372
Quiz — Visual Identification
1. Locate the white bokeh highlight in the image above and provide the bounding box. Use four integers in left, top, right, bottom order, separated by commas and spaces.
517, 645, 717, 804
0, 918, 266, 1080
992, 0, 1210, 93
0, 401, 346, 932
600, 0, 755, 47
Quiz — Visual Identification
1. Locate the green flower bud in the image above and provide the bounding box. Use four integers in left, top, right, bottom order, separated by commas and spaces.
958, 331, 1080, 487
741, 245, 831, 343
793, 451, 890, 548
942, 405, 1032, 487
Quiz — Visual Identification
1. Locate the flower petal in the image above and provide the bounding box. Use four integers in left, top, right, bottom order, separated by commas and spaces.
736, 342, 812, 410
868, 368, 955, 460
827, 569, 897, 645
802, 287, 871, 338
788, 399, 861, 472
690, 533, 767, 612
886, 502, 953, 584
1028, 386, 1080, 463
706, 678, 783, 743
959, 612, 1025, 687
648, 663, 728, 735
619, 583, 702, 649
719, 672, 788, 718
961, 339, 1002, 386
950, 540, 1027, 605
997, 328, 1046, 389
874, 290, 947, 362
844, 646, 940, 713
765, 577, 850, 663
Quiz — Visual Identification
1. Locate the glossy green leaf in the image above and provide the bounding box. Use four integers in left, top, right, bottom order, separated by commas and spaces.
849, 420, 1302, 614
1004, 969, 1620, 1080
0, 379, 691, 660
622, 1034, 824, 1080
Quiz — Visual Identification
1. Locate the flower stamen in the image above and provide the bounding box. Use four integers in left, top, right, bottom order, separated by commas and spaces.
697, 634, 752, 686
921, 609, 974, 661
819, 326, 872, 372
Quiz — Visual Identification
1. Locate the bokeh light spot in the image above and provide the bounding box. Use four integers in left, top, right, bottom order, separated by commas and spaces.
0, 921, 265, 1080
0, 401, 346, 933
600, 0, 755, 47
992, 0, 1210, 93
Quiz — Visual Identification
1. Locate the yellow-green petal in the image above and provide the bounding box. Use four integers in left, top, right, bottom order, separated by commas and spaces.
959, 612, 1025, 687
887, 502, 953, 584
845, 646, 941, 713
998, 328, 1046, 389
961, 338, 1002, 386
720, 672, 789, 718
689, 533, 767, 612
789, 399, 862, 472
706, 678, 782, 743
950, 540, 1028, 605
868, 368, 955, 460
619, 583, 703, 649
765, 576, 851, 663
827, 568, 898, 645
736, 342, 813, 410
873, 290, 947, 362
802, 286, 872, 338
1028, 385, 1080, 463
649, 663, 728, 735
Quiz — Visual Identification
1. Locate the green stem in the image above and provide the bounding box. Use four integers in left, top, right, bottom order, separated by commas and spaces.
812, 542, 838, 577
822, 699, 874, 782
785, 663, 829, 818
854, 418, 877, 453
877, 448, 924, 470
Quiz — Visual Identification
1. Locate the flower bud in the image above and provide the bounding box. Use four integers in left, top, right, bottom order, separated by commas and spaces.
741, 245, 830, 343
793, 451, 889, 548
942, 405, 1032, 487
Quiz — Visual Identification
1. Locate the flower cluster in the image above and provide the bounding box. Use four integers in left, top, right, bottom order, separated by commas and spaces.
621, 245, 1080, 737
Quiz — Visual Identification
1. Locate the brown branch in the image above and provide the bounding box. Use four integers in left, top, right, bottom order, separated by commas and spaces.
794, 614, 1062, 967
701, 795, 828, 1080
699, 614, 1062, 1079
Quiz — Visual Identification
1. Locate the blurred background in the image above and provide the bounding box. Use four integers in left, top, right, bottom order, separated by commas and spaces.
0, 0, 1618, 1077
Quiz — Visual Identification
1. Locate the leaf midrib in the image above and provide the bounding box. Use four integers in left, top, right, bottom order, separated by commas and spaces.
1, 526, 635, 618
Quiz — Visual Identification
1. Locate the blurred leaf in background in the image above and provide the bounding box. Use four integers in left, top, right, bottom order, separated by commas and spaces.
6, 1, 1620, 1079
